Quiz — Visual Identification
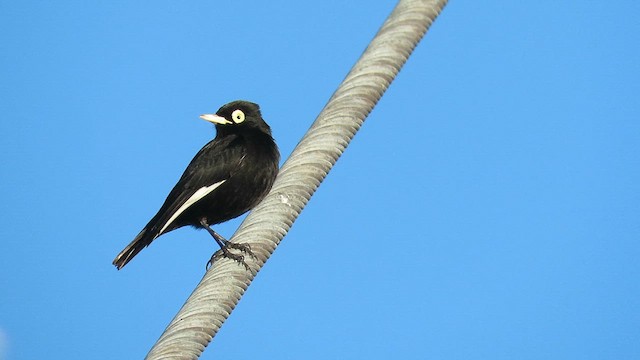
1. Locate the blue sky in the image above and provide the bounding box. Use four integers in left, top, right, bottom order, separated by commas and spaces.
1, 1, 639, 359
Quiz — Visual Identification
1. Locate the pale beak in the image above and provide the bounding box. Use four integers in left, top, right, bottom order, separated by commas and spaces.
200, 114, 233, 125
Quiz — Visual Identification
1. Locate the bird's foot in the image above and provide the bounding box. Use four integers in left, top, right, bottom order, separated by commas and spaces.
206, 243, 254, 271
225, 242, 256, 258
200, 220, 255, 270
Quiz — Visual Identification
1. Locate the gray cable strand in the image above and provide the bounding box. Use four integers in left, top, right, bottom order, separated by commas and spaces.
145, 0, 448, 358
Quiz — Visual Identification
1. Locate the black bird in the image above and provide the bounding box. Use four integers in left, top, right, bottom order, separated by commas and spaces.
113, 100, 279, 270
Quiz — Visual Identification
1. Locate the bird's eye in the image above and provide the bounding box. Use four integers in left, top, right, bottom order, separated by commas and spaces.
231, 109, 245, 124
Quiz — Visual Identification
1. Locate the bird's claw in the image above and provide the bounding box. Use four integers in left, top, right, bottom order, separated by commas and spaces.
226, 242, 257, 260
206, 244, 252, 271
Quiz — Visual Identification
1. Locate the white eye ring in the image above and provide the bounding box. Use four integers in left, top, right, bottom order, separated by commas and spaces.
231, 109, 245, 124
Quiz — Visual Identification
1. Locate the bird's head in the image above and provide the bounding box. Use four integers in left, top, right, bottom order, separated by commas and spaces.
200, 100, 272, 136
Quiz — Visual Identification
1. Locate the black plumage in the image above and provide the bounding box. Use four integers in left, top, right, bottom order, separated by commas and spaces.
113, 100, 279, 270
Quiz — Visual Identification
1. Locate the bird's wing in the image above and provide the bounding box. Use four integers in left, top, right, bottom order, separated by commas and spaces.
149, 134, 245, 235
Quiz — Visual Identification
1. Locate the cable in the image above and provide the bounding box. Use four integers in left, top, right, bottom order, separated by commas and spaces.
145, 1, 448, 358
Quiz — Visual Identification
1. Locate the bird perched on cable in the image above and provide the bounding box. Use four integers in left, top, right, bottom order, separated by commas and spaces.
113, 100, 279, 270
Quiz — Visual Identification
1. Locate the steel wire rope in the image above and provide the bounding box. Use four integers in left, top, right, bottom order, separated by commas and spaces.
145, 1, 448, 358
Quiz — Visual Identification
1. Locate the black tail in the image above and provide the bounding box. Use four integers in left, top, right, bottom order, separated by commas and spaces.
113, 185, 191, 269
113, 227, 157, 270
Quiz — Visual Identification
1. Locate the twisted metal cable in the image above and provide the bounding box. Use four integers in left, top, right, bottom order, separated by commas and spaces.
146, 0, 448, 358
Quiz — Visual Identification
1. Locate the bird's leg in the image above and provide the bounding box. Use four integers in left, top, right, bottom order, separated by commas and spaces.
200, 219, 254, 270
208, 228, 255, 258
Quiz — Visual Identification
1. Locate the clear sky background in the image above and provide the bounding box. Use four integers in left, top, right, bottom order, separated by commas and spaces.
1, 1, 638, 359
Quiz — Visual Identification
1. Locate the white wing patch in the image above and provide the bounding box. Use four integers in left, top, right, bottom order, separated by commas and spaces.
159, 180, 226, 234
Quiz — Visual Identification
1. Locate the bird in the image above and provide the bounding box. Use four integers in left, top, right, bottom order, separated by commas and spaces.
113, 100, 280, 270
